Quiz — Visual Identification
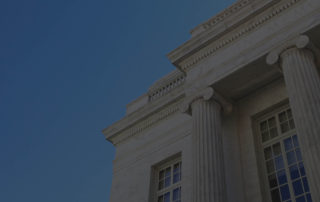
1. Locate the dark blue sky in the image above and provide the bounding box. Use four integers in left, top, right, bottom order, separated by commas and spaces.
0, 0, 235, 201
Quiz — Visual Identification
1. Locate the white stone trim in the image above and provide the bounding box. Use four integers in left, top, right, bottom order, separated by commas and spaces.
190, 0, 254, 37
173, 0, 303, 72
105, 97, 184, 145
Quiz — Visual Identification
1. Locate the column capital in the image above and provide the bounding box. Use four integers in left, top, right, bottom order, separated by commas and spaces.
180, 87, 232, 115
266, 35, 320, 66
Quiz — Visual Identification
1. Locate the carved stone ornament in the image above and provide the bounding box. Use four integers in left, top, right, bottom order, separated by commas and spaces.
180, 87, 232, 115
266, 35, 320, 67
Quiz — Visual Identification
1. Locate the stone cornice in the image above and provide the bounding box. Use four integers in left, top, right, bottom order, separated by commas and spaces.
103, 70, 187, 145
103, 95, 184, 145
167, 0, 302, 72
190, 0, 255, 37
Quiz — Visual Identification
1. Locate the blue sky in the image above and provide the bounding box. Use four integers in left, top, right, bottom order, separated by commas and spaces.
0, 0, 235, 201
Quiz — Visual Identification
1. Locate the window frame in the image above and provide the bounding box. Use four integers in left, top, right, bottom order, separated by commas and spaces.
151, 155, 182, 202
253, 104, 312, 202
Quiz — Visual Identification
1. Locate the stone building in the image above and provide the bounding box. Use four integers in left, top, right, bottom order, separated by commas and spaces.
102, 0, 320, 201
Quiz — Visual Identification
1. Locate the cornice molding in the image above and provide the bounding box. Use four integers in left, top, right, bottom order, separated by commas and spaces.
103, 96, 185, 145
169, 0, 302, 72
190, 0, 254, 36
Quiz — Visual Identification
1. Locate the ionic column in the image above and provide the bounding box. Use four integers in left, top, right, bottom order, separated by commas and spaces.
181, 87, 231, 202
267, 35, 320, 201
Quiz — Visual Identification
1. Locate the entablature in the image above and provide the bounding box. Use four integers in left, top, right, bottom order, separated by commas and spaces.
167, 0, 304, 73
103, 80, 185, 145
168, 0, 320, 101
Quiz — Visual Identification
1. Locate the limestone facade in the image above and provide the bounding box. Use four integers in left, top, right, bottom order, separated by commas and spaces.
103, 0, 320, 201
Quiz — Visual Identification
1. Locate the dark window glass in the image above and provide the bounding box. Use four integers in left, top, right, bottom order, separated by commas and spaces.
164, 167, 171, 187
302, 177, 310, 192
284, 138, 293, 151
268, 117, 276, 127
306, 194, 312, 202
158, 181, 164, 190
164, 192, 170, 202
271, 189, 281, 202
165, 177, 171, 187
266, 160, 275, 173
262, 131, 269, 142
293, 135, 299, 147
165, 167, 171, 177
280, 185, 291, 201
279, 112, 287, 122
173, 163, 181, 184
299, 163, 306, 176
296, 149, 302, 161
270, 128, 278, 138
173, 187, 181, 201
173, 163, 180, 172
290, 165, 300, 180
296, 195, 306, 202
287, 151, 297, 165
159, 170, 164, 179
275, 156, 284, 170
293, 180, 304, 196
269, 174, 278, 188
173, 173, 180, 183
260, 121, 267, 131
273, 143, 281, 156
281, 122, 290, 133
284, 137, 293, 151
287, 109, 292, 118
264, 147, 272, 160
277, 170, 287, 185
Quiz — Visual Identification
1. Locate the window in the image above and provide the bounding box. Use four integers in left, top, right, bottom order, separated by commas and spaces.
155, 158, 182, 202
258, 107, 313, 202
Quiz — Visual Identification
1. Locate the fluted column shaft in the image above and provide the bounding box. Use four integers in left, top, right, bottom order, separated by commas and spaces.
281, 47, 320, 201
191, 99, 226, 202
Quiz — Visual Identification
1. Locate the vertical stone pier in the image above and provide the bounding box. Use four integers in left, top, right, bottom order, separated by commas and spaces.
181, 87, 228, 202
